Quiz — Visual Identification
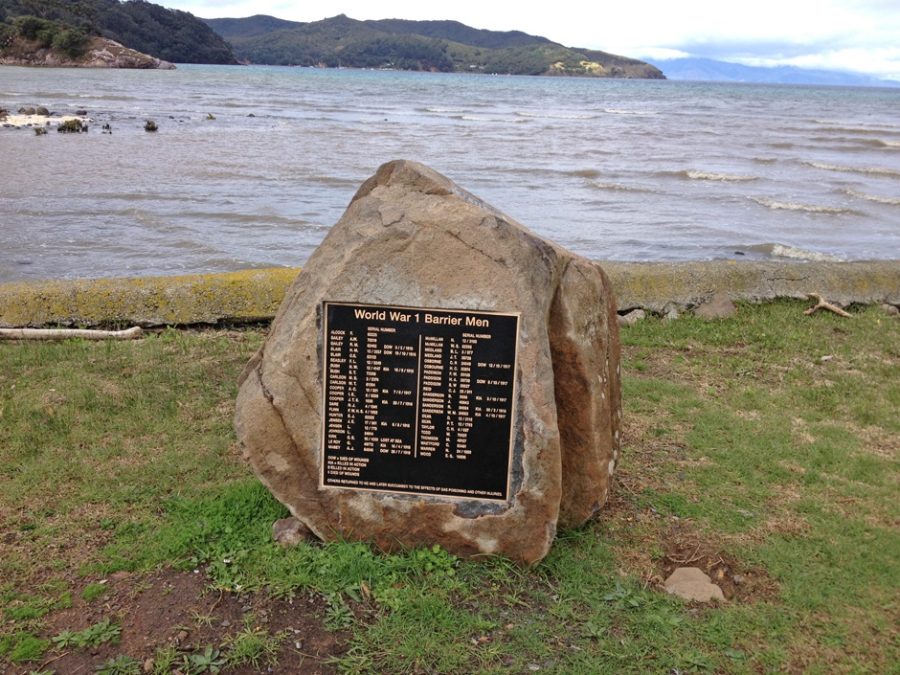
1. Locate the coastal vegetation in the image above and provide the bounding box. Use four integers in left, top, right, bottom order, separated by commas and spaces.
0, 0, 236, 64
1, 301, 896, 671
0, 1, 659, 76
204, 13, 664, 77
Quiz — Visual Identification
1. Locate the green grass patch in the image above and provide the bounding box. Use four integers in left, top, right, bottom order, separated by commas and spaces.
1, 304, 898, 673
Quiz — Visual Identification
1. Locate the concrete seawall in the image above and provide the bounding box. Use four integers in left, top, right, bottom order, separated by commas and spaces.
1, 261, 897, 328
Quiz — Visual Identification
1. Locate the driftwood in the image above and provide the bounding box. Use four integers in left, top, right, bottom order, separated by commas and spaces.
805, 293, 852, 318
0, 326, 143, 341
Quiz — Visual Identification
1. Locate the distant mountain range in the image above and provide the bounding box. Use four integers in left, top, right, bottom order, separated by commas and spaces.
203, 14, 664, 78
650, 57, 899, 88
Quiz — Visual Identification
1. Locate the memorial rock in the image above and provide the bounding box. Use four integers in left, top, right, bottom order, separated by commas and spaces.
235, 160, 621, 564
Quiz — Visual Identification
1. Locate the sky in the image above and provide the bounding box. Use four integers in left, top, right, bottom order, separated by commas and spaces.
163, 0, 900, 81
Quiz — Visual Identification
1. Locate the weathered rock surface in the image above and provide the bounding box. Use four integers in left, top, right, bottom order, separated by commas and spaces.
234, 160, 621, 564
664, 567, 726, 603
693, 291, 736, 320
272, 517, 313, 546
617, 308, 646, 327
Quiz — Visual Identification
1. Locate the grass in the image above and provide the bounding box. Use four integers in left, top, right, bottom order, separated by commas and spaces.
0, 303, 897, 673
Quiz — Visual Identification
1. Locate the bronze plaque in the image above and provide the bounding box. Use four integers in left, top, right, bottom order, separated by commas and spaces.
321, 301, 519, 500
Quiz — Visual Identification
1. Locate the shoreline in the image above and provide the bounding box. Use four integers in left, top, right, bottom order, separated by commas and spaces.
1, 261, 897, 328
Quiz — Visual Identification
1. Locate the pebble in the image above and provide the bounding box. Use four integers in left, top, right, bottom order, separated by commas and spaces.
617, 308, 646, 326
663, 567, 726, 603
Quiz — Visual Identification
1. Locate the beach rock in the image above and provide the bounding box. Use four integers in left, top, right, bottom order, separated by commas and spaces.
618, 308, 646, 327
234, 159, 621, 564
35, 106, 49, 116
272, 517, 313, 546
693, 291, 736, 319
663, 303, 681, 321
664, 567, 726, 603
18, 107, 36, 115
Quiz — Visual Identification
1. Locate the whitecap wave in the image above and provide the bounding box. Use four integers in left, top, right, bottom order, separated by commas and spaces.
660, 169, 757, 182
515, 111, 596, 120
750, 197, 856, 214
844, 189, 900, 206
743, 243, 845, 262
589, 181, 653, 193
804, 160, 900, 178
603, 108, 654, 116
685, 170, 757, 182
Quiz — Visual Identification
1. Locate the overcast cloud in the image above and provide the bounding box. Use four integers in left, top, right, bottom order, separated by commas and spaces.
163, 0, 900, 80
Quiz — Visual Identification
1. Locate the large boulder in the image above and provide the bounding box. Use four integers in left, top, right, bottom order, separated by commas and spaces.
235, 160, 621, 564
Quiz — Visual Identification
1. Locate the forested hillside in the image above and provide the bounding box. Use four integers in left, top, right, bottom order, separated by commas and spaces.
0, 0, 236, 63
204, 13, 664, 78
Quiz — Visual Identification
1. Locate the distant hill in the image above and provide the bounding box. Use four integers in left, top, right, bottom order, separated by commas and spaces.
0, 0, 237, 64
650, 57, 899, 88
204, 14, 664, 78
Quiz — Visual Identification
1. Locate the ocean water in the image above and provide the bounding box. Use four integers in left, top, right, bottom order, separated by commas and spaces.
1, 64, 899, 282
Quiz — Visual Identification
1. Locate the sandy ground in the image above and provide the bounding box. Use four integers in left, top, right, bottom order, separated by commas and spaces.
1, 113, 90, 128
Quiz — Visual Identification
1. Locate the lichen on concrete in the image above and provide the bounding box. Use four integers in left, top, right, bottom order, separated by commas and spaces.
0, 268, 299, 328
1, 261, 897, 328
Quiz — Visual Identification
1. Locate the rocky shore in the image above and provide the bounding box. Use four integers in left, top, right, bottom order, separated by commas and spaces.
0, 105, 90, 130
0, 35, 174, 69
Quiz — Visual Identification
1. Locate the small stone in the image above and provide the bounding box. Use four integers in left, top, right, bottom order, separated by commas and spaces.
273, 516, 313, 546
819, 354, 834, 362
693, 292, 736, 320
617, 308, 646, 326
221, 619, 231, 627
881, 303, 899, 316
143, 658, 154, 673
76, 109, 88, 116
663, 567, 726, 603
663, 303, 681, 320
732, 574, 745, 585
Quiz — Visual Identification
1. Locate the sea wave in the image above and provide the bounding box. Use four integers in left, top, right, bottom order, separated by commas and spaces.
662, 170, 758, 182
844, 189, 900, 206
812, 124, 897, 137
742, 243, 845, 262
565, 168, 602, 179
515, 111, 596, 120
750, 197, 857, 215
603, 108, 654, 116
804, 161, 900, 178
588, 181, 654, 193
